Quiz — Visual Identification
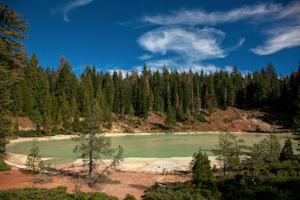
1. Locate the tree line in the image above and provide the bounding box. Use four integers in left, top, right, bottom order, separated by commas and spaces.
9, 52, 300, 127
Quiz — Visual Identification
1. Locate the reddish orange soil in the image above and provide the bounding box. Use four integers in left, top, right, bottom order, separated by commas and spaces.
0, 167, 191, 200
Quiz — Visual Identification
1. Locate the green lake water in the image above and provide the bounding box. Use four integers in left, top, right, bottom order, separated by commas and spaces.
6, 133, 296, 165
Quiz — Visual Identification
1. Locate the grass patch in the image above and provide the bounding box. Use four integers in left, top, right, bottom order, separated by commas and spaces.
151, 126, 161, 130
21, 170, 35, 174
0, 159, 11, 171
0, 187, 118, 200
197, 114, 207, 122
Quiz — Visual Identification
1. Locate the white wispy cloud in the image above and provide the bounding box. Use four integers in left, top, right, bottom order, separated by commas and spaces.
134, 60, 239, 77
250, 2, 300, 55
251, 26, 300, 55
137, 54, 154, 60
137, 26, 244, 69
141, 4, 280, 26
137, 27, 243, 61
51, 0, 94, 22
135, 2, 300, 56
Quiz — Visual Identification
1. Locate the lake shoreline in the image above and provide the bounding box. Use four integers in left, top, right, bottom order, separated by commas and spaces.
9, 131, 292, 144
6, 132, 294, 172
4, 152, 218, 172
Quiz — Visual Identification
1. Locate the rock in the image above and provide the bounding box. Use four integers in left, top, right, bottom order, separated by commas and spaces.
256, 124, 272, 132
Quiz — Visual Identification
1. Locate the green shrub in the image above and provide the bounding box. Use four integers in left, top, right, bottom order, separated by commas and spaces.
0, 159, 11, 171
142, 181, 221, 200
176, 114, 188, 122
28, 109, 43, 126
124, 194, 137, 200
136, 119, 141, 126
140, 114, 148, 119
19, 130, 43, 137
197, 114, 207, 122
190, 148, 216, 184
219, 161, 300, 200
151, 126, 161, 130
0, 187, 118, 200
52, 128, 71, 135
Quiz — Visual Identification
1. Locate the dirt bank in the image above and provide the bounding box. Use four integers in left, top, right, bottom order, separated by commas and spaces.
0, 166, 192, 200
12, 107, 292, 134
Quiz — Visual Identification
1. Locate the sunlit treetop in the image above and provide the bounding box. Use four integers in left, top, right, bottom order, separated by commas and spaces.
0, 2, 29, 83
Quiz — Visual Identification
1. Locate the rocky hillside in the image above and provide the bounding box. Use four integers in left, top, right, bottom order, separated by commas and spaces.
13, 107, 293, 134
105, 106, 292, 133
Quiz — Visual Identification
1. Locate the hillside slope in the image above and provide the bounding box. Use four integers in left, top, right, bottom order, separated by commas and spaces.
13, 107, 292, 134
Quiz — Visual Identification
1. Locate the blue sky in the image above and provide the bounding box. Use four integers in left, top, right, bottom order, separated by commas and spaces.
7, 0, 300, 76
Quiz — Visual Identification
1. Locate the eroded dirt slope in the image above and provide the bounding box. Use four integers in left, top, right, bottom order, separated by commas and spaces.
13, 107, 292, 134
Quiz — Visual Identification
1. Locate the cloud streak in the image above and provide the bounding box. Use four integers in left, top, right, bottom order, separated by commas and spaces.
251, 25, 300, 55
138, 27, 243, 61
141, 4, 280, 26
51, 0, 94, 22
250, 2, 300, 55
136, 2, 300, 56
137, 27, 244, 68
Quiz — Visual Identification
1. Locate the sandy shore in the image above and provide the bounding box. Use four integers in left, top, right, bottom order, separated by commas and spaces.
6, 131, 293, 172
5, 152, 218, 173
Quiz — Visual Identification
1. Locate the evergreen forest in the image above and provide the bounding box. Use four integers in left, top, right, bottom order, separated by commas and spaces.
8, 53, 300, 130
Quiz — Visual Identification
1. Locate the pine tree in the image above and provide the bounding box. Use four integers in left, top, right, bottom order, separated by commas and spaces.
51, 93, 58, 121
36, 124, 41, 136
279, 139, 294, 162
42, 112, 52, 135
293, 89, 300, 151
164, 102, 176, 127
0, 3, 29, 72
24, 53, 38, 98
267, 61, 281, 105
259, 68, 270, 106
264, 133, 281, 164
13, 117, 20, 136
223, 100, 228, 110
104, 72, 114, 111
212, 133, 247, 175
35, 66, 47, 110
10, 82, 23, 115
73, 115, 81, 132
56, 58, 73, 100
128, 103, 135, 118
120, 105, 125, 120
70, 95, 77, 117
21, 79, 33, 112
25, 139, 46, 174
190, 148, 216, 184
72, 103, 123, 181
207, 74, 217, 114
86, 73, 94, 102
95, 83, 106, 110
62, 114, 70, 130
0, 87, 12, 155
148, 89, 154, 111
43, 89, 52, 116
231, 65, 245, 107
140, 76, 149, 114
56, 109, 62, 125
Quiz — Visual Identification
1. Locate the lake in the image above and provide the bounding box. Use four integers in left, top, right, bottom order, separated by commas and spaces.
7, 133, 296, 165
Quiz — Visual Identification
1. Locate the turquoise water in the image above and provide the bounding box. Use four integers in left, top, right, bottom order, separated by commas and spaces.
7, 133, 296, 165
